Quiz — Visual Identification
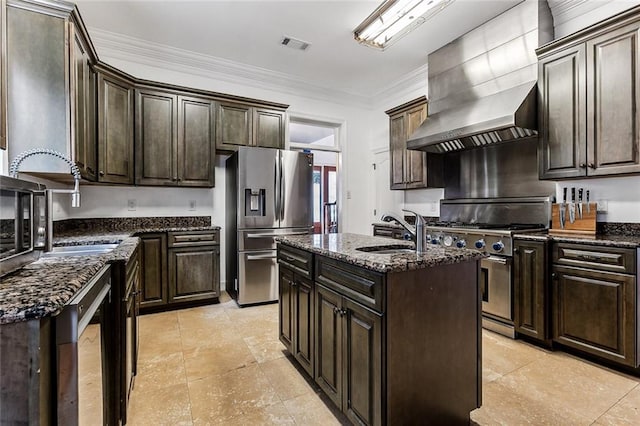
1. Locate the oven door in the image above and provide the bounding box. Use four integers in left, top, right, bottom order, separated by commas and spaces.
480, 255, 513, 322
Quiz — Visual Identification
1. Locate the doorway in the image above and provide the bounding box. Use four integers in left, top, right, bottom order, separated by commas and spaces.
289, 117, 341, 234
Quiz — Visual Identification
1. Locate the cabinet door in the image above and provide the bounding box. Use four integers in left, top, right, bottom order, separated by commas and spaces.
177, 95, 215, 187
343, 298, 382, 426
586, 21, 640, 176
315, 284, 343, 409
404, 104, 428, 189
168, 246, 219, 303
538, 45, 587, 179
294, 275, 314, 377
253, 108, 284, 149
140, 234, 168, 309
71, 28, 97, 181
279, 267, 294, 352
514, 240, 548, 341
215, 102, 252, 151
98, 72, 134, 184
389, 113, 406, 190
136, 89, 178, 185
552, 265, 637, 367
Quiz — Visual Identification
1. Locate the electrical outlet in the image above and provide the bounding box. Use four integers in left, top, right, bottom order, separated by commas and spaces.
127, 199, 137, 211
188, 200, 196, 211
596, 200, 608, 213
347, 190, 352, 200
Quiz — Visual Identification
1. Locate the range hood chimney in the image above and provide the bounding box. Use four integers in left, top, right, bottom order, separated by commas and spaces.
407, 0, 553, 153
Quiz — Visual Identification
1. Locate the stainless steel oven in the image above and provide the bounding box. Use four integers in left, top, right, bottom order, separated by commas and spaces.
480, 255, 513, 336
0, 175, 46, 276
56, 265, 113, 425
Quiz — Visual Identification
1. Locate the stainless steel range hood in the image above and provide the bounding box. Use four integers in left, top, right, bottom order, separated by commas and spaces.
407, 0, 553, 154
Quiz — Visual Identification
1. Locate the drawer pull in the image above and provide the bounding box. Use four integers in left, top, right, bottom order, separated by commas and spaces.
577, 254, 600, 262
247, 254, 277, 261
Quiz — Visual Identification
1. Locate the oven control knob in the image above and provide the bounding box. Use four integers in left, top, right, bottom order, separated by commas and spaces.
431, 235, 441, 245
456, 239, 466, 248
474, 239, 485, 249
443, 235, 454, 247
492, 241, 505, 252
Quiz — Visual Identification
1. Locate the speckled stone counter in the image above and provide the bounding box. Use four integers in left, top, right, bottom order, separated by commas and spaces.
514, 231, 640, 248
1, 218, 221, 325
277, 232, 487, 273
0, 236, 139, 325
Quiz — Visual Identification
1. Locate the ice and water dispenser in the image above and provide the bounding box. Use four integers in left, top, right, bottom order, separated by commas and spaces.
245, 188, 266, 216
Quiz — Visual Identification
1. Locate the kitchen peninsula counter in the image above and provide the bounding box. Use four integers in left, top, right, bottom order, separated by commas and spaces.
277, 232, 486, 273
276, 233, 483, 424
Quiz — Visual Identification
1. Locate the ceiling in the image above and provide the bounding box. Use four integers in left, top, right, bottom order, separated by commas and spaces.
74, 0, 524, 100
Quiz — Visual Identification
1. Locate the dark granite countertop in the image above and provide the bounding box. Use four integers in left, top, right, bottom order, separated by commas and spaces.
514, 231, 640, 248
1, 219, 221, 325
277, 233, 486, 273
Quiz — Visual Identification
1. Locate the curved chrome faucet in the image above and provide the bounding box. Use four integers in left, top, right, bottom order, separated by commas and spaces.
380, 209, 426, 255
9, 149, 81, 208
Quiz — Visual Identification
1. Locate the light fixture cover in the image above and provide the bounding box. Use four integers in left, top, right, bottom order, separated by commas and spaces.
354, 0, 454, 50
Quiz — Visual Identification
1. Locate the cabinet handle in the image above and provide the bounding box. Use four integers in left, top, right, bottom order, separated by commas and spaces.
551, 273, 557, 279
99, 171, 105, 176
513, 248, 519, 254
588, 163, 595, 169
291, 281, 298, 287
340, 309, 347, 317
579, 163, 586, 168
172, 176, 178, 181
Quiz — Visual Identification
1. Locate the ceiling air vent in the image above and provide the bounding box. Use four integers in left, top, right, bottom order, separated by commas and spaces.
281, 36, 311, 51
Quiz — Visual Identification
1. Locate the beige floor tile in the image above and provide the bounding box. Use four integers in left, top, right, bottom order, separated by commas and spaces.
494, 352, 638, 423
139, 310, 180, 333
482, 330, 550, 383
244, 335, 287, 363
216, 402, 296, 425
471, 379, 593, 425
134, 351, 187, 392
177, 304, 230, 330
189, 363, 281, 424
138, 328, 183, 360
282, 392, 344, 426
179, 322, 245, 351
183, 339, 257, 381
127, 382, 192, 426
259, 356, 317, 402
596, 385, 640, 425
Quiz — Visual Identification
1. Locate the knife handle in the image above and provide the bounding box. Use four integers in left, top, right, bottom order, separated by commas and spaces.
571, 187, 576, 202
578, 188, 583, 201
563, 187, 567, 202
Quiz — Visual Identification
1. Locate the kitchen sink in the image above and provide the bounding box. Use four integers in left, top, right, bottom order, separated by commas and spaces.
356, 246, 415, 255
41, 243, 119, 258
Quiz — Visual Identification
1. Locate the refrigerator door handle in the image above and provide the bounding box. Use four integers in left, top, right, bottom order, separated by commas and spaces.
274, 153, 280, 222
280, 153, 285, 221
246, 253, 278, 261
247, 231, 308, 239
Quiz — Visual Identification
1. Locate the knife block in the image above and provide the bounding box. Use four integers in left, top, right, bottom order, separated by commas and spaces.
549, 203, 597, 236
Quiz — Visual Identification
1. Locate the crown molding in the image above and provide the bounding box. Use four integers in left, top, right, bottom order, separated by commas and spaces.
88, 28, 379, 110
549, 0, 601, 25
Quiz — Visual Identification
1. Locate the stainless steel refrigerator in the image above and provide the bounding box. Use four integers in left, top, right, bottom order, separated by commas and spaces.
226, 147, 313, 306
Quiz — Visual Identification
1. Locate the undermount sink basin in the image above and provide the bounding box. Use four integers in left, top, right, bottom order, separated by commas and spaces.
41, 243, 119, 258
356, 246, 415, 255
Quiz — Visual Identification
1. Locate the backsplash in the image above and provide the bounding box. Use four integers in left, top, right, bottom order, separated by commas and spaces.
597, 222, 640, 237
53, 216, 212, 234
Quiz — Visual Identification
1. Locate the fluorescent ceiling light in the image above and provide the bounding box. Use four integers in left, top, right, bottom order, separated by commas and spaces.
354, 0, 454, 50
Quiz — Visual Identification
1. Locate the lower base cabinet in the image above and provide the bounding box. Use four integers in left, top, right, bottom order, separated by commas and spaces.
140, 230, 220, 313
514, 239, 549, 342
551, 243, 638, 367
278, 243, 482, 425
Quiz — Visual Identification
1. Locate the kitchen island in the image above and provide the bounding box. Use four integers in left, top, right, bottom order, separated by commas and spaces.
276, 233, 486, 425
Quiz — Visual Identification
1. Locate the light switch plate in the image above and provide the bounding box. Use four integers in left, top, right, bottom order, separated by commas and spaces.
127, 199, 137, 211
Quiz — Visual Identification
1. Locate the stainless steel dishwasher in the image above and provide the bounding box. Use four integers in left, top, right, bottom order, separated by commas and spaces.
56, 265, 113, 425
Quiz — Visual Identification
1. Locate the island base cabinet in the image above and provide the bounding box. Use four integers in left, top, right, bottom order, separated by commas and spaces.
552, 265, 637, 367
279, 267, 314, 377
315, 284, 382, 426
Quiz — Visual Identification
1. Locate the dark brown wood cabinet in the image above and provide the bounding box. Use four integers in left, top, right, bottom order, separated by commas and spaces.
278, 244, 482, 425
514, 239, 549, 342
537, 8, 640, 179
136, 87, 215, 187
140, 230, 220, 313
385, 97, 442, 190
139, 233, 168, 309
216, 101, 286, 152
0, 0, 6, 151
97, 65, 135, 184
551, 243, 638, 367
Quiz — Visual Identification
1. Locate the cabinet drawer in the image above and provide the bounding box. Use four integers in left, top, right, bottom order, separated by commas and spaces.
277, 244, 313, 279
553, 243, 636, 274
168, 230, 219, 247
315, 256, 384, 313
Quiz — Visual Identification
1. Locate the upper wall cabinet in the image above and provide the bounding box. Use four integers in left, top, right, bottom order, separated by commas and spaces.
537, 7, 640, 179
385, 97, 443, 190
96, 64, 135, 184
5, 0, 97, 176
215, 101, 286, 152
136, 85, 215, 187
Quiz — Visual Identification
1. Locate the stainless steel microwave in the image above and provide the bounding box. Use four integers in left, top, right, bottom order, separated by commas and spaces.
0, 175, 47, 276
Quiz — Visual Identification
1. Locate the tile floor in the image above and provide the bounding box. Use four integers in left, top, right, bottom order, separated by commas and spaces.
127, 292, 640, 425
